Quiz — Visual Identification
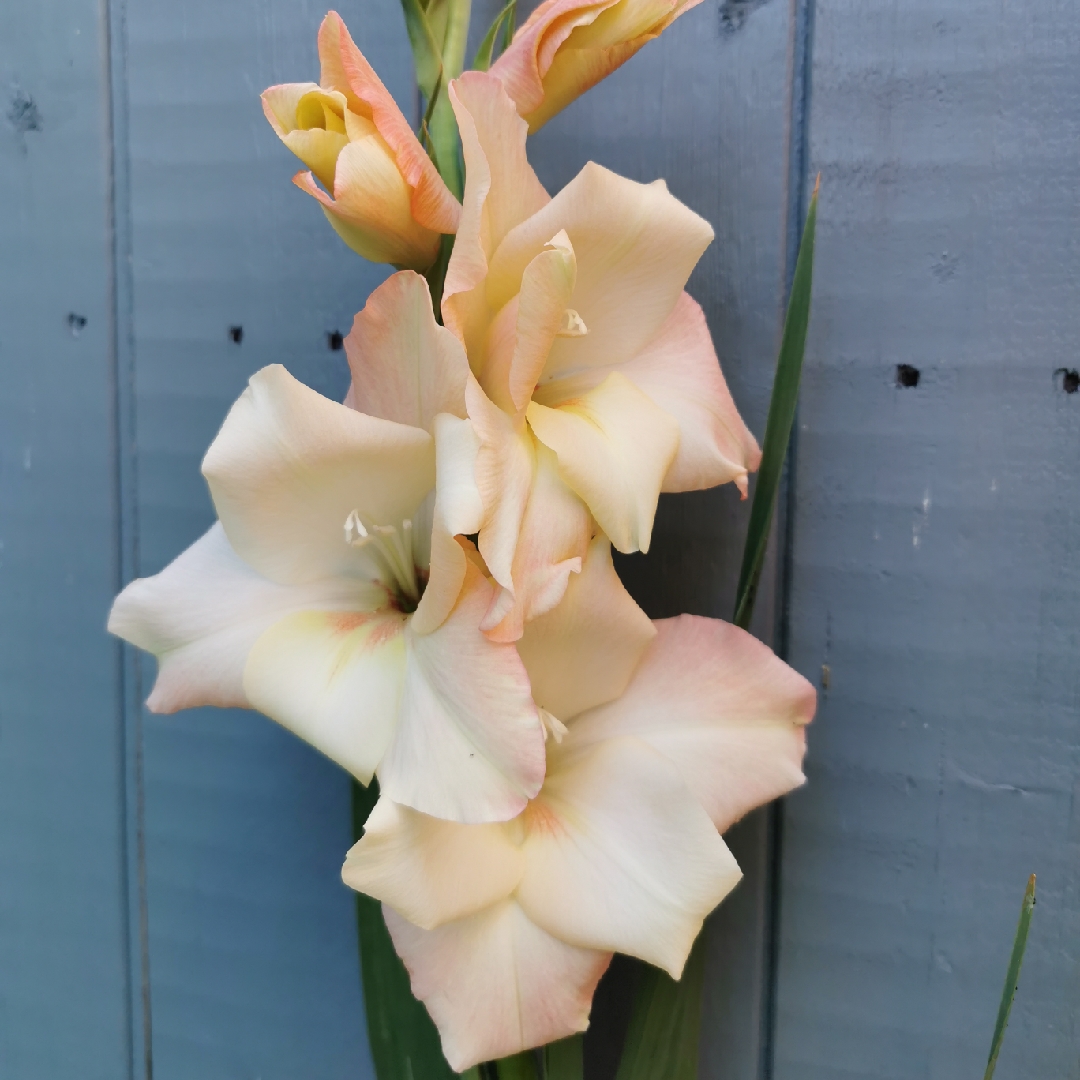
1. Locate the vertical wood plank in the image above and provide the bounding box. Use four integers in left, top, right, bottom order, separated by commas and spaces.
775, 2, 1080, 1077
120, 0, 411, 1074
0, 1, 134, 1076
517, 2, 798, 1076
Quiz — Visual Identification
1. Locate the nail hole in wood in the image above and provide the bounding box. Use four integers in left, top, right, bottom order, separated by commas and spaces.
327, 330, 344, 351
67, 313, 87, 337
228, 325, 243, 344
896, 364, 920, 388
1056, 368, 1079, 394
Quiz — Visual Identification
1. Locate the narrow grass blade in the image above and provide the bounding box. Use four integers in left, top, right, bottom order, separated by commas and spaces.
614, 935, 706, 1080
984, 874, 1036, 1080
541, 1035, 583, 1080
502, 0, 517, 51
352, 779, 460, 1080
473, 0, 517, 70
733, 177, 819, 630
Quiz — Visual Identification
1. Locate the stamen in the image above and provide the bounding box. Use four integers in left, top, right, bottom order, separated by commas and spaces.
344, 510, 422, 606
539, 708, 568, 744
557, 308, 588, 337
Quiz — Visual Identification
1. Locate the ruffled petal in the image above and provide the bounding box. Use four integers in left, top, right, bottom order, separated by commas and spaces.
444, 73, 550, 369
467, 377, 536, 592
408, 414, 487, 636
517, 535, 654, 721
318, 11, 461, 235
242, 607, 408, 784
385, 900, 611, 1071
107, 523, 381, 714
202, 364, 434, 585
378, 561, 546, 823
516, 737, 741, 977
480, 439, 591, 643
342, 797, 523, 930
527, 372, 679, 554
541, 291, 761, 496
345, 271, 469, 430
568, 616, 815, 831
488, 163, 712, 376
479, 232, 578, 414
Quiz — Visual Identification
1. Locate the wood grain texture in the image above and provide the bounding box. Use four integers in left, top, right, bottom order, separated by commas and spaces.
0, 2, 134, 1077
774, 2, 1080, 1077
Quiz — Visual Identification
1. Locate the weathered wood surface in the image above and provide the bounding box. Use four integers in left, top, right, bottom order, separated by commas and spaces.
0, 1, 137, 1077
775, 2, 1080, 1078
4, 0, 1078, 1077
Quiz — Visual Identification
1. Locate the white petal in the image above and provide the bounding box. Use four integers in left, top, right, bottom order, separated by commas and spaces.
345, 271, 469, 430
517, 535, 655, 721
342, 797, 523, 930
378, 562, 546, 823
517, 737, 741, 977
527, 371, 679, 554
243, 607, 407, 784
203, 364, 434, 585
107, 523, 379, 713
568, 616, 815, 831
385, 900, 610, 1071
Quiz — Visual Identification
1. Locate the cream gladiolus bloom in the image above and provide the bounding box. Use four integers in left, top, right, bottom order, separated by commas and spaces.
262, 12, 460, 269
440, 72, 760, 640
108, 273, 545, 825
491, 0, 704, 131
343, 538, 815, 1068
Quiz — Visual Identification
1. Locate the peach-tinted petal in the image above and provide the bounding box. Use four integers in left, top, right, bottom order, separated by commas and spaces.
243, 607, 408, 784
444, 73, 549, 367
202, 365, 434, 586
107, 524, 382, 714
295, 126, 441, 269
345, 271, 469, 430
527, 371, 679, 554
517, 535, 654, 722
378, 562, 546, 823
489, 0, 615, 119
541, 291, 761, 496
480, 439, 590, 643
517, 737, 741, 977
342, 798, 523, 930
490, 0, 703, 131
467, 376, 536, 591
385, 900, 611, 1071
318, 11, 460, 235
568, 616, 815, 831
489, 163, 712, 377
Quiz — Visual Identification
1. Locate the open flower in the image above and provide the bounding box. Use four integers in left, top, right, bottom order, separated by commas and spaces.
262, 12, 460, 269
343, 538, 815, 1068
490, 0, 703, 131
108, 274, 545, 824
441, 72, 760, 639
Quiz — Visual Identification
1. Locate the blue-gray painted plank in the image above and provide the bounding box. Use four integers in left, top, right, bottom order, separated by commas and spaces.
121, 0, 414, 1074
776, 2, 1080, 1077
0, 2, 134, 1077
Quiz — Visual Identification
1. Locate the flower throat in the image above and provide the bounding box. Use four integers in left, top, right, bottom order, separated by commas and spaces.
344, 510, 427, 613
